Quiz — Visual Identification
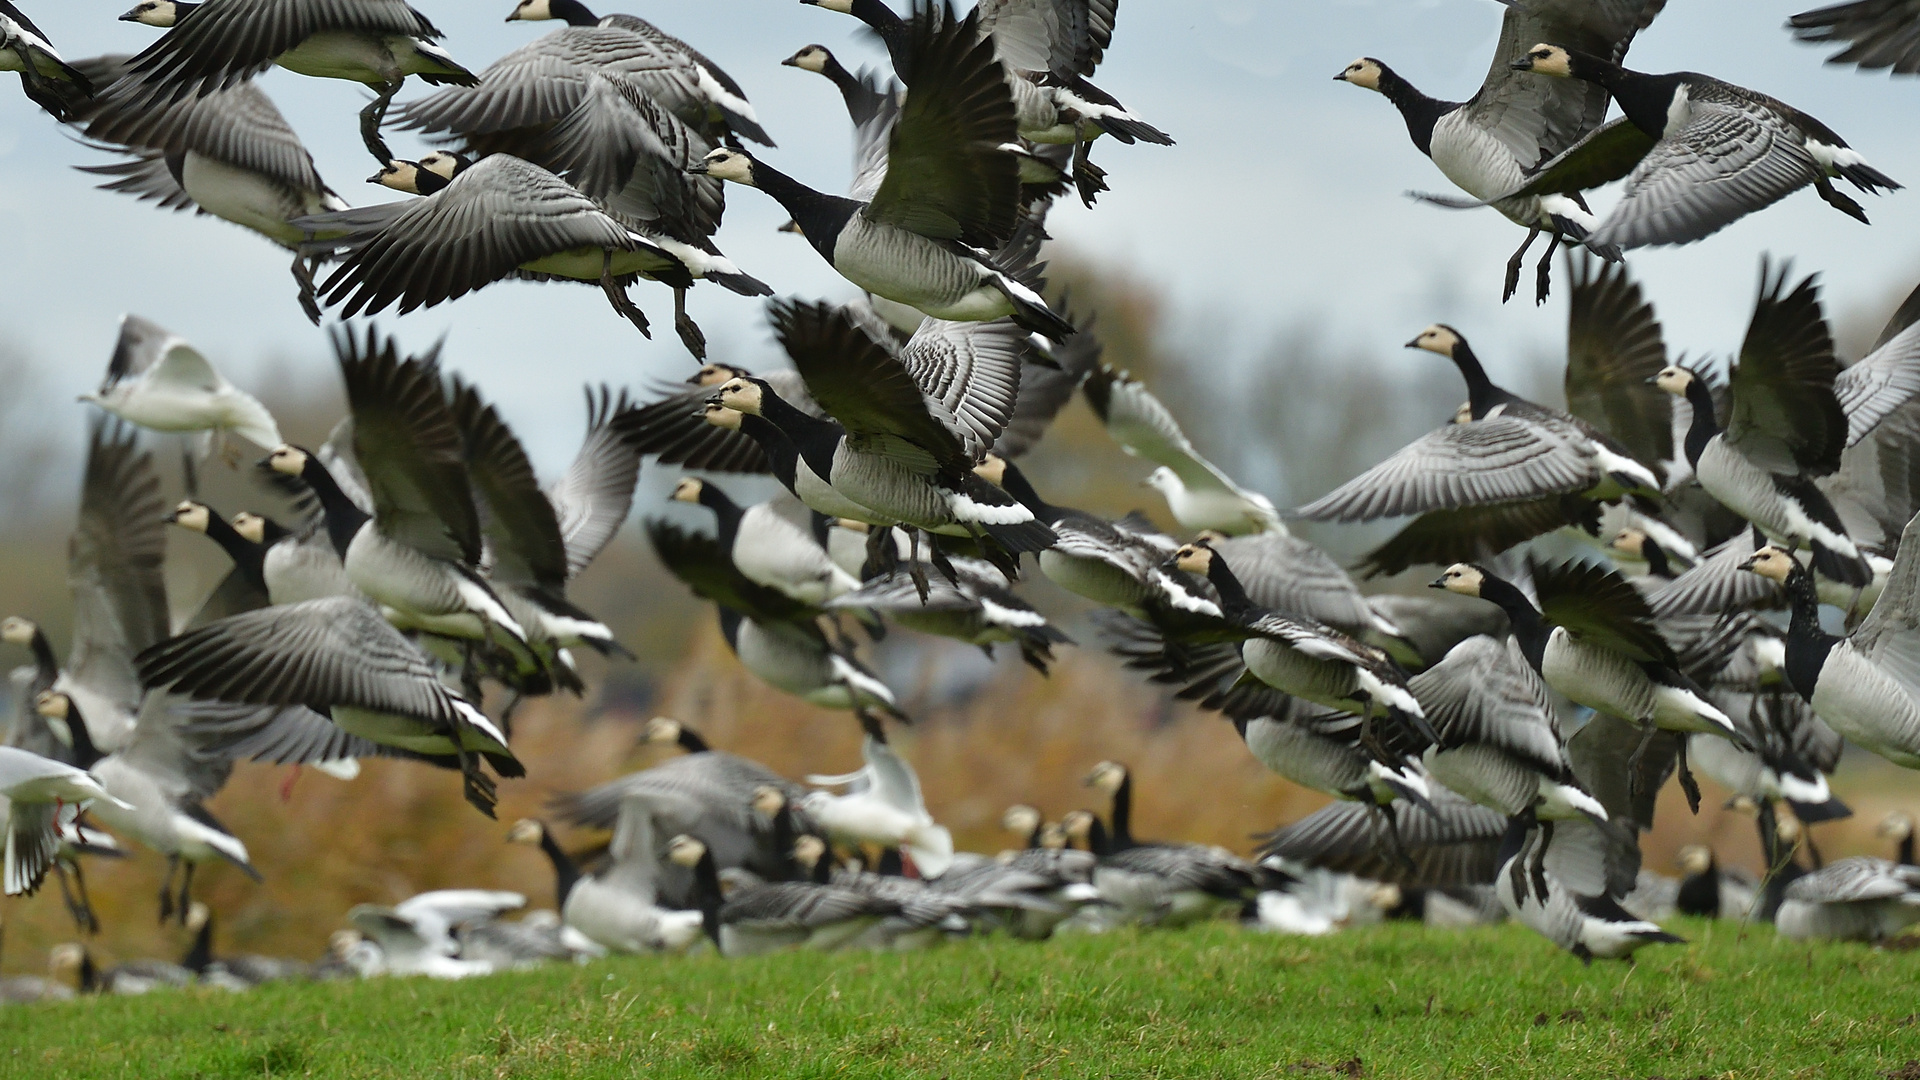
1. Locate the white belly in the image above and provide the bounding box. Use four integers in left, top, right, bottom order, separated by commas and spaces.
273, 31, 399, 84
180, 154, 310, 247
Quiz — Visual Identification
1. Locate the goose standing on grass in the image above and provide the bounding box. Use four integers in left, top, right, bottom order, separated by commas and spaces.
1080, 761, 1271, 927
295, 153, 767, 355
802, 731, 953, 878
0, 746, 130, 899
1082, 366, 1280, 535
1791, 0, 1920, 75
669, 834, 898, 956
49, 942, 193, 995
1434, 561, 1746, 810
113, 0, 477, 164
561, 795, 704, 954
0, 1, 91, 119
691, 12, 1072, 340
1336, 0, 1665, 302
1774, 856, 1920, 941
1673, 844, 1758, 920
77, 316, 282, 475
1741, 536, 1920, 769
1501, 42, 1899, 249
504, 0, 773, 147
75, 59, 345, 320
672, 479, 860, 606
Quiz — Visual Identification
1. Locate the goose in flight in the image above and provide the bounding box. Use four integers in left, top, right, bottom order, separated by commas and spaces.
1337, 0, 1667, 302
1082, 365, 1280, 535
1790, 0, 1920, 75
0, 746, 130, 900
78, 315, 282, 470
561, 794, 704, 953
0, 1, 91, 119
802, 733, 953, 878
1497, 816, 1682, 962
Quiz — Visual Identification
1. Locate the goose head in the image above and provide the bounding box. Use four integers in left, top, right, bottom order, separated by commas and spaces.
506, 0, 556, 20
1675, 844, 1714, 876
783, 45, 834, 73
792, 834, 827, 872
120, 1, 191, 27
1430, 563, 1488, 597
1170, 541, 1216, 575
47, 943, 86, 983
751, 784, 788, 818
1333, 57, 1386, 91
1084, 760, 1128, 795
1651, 365, 1697, 397
800, 0, 857, 12
689, 148, 758, 185
1512, 44, 1575, 78
185, 901, 212, 934
505, 818, 545, 847
669, 478, 706, 505
230, 512, 267, 544
1000, 803, 1042, 836
1367, 883, 1403, 911
0, 616, 38, 647
1776, 814, 1803, 849
371, 152, 465, 193
1142, 466, 1182, 498
167, 500, 213, 534
644, 716, 685, 745
1877, 811, 1914, 842
973, 453, 1008, 487
714, 377, 767, 415
687, 362, 749, 388
1038, 821, 1069, 849
1609, 528, 1648, 559
263, 445, 312, 479
1738, 545, 1797, 584
34, 690, 76, 746
831, 517, 870, 535
1060, 809, 1096, 843
1406, 324, 1463, 358
665, 833, 709, 868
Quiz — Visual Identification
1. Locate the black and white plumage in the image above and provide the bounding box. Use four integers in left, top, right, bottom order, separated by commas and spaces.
294, 153, 767, 356
690, 9, 1073, 340
1496, 816, 1682, 963
1774, 856, 1920, 941
0, 1, 91, 119
560, 794, 703, 954
782, 45, 898, 205
166, 501, 272, 629
802, 734, 953, 878
1791, 0, 1920, 75
1336, 0, 1666, 302
1257, 785, 1510, 888
113, 0, 475, 164
670, 834, 897, 956
975, 453, 1176, 613
619, 363, 824, 475
671, 479, 859, 606
827, 556, 1069, 674
0, 746, 128, 899
1502, 43, 1899, 249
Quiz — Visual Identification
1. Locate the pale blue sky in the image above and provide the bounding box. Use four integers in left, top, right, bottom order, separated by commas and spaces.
0, 0, 1913, 478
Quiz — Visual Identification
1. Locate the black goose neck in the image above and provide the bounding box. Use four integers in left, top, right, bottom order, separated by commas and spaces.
745, 161, 862, 262
690, 851, 723, 948
1901, 833, 1915, 867
1108, 773, 1135, 851
767, 811, 797, 879
1024, 820, 1042, 849
1479, 577, 1548, 671
877, 848, 904, 876
537, 828, 580, 906
1642, 539, 1672, 580
751, 396, 845, 478
735, 415, 800, 492
202, 515, 267, 591
550, 0, 599, 26
1447, 341, 1511, 419
820, 56, 863, 108
676, 728, 711, 754
1203, 556, 1257, 619
996, 460, 1059, 519
63, 703, 104, 771
180, 915, 213, 973
696, 485, 743, 550
27, 629, 57, 685
1779, 564, 1837, 701
847, 0, 909, 70
296, 456, 370, 559
1374, 63, 1454, 158
1682, 379, 1719, 468
1083, 816, 1111, 858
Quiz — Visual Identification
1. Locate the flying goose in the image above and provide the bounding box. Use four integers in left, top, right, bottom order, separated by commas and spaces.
1686, 630, 1849, 826
0, 746, 130, 900
1496, 816, 1682, 962
1791, 0, 1920, 75
1082, 365, 1281, 535
646, 519, 903, 719
1336, 0, 1665, 302
973, 453, 1177, 611
689, 12, 1073, 340
672, 479, 859, 606
782, 45, 896, 207
1500, 43, 1899, 249
75, 59, 344, 319
1741, 538, 1920, 769
0, 1, 91, 119
801, 733, 953, 878
295, 153, 767, 355
668, 834, 897, 956
78, 315, 282, 470
1433, 560, 1746, 809
1651, 264, 1912, 588
1774, 856, 1920, 942
560, 794, 703, 953
505, 0, 772, 147
134, 596, 523, 816
619, 362, 825, 475
114, 0, 476, 164
166, 501, 272, 628
827, 556, 1069, 673
230, 507, 355, 606
1257, 784, 1509, 888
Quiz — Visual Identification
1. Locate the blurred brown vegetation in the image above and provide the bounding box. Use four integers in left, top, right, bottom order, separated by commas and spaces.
3, 256, 1920, 975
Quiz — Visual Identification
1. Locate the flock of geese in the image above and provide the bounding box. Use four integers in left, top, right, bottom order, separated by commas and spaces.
4, 0, 1920, 1000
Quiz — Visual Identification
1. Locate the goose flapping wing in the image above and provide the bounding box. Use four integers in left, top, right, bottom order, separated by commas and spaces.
1567, 712, 1677, 829
1465, 0, 1668, 167
864, 8, 1020, 248
1356, 496, 1600, 579
554, 752, 802, 835
993, 316, 1100, 459
65, 421, 171, 746
1845, 507, 1920, 694
548, 387, 643, 578
1835, 313, 1920, 449
1256, 785, 1508, 887
1294, 417, 1597, 523
110, 693, 233, 805
334, 327, 482, 566
449, 379, 567, 591
619, 368, 818, 475
1531, 558, 1678, 667
175, 700, 398, 767
118, 0, 448, 101
84, 67, 331, 199
975, 0, 1117, 79
897, 317, 1027, 462
725, 881, 896, 927
1412, 635, 1566, 774
1082, 366, 1270, 508
1645, 531, 1779, 618
1208, 532, 1378, 636
1093, 611, 1298, 722
1784, 856, 1920, 903
395, 30, 697, 137
1725, 262, 1847, 476
1790, 0, 1920, 75
1565, 256, 1672, 476
847, 69, 899, 203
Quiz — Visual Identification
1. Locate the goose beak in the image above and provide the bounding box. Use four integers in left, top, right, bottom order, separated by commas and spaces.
686, 162, 710, 175
1644, 374, 1661, 385
366, 169, 388, 183
1509, 57, 1533, 71
1428, 576, 1448, 589
1736, 555, 1757, 571
1403, 336, 1423, 349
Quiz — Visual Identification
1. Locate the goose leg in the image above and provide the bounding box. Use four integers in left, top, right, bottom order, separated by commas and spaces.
1502, 229, 1540, 304
54, 863, 98, 935
927, 536, 960, 589
672, 288, 706, 359
1623, 720, 1659, 798
1533, 231, 1563, 306
1813, 177, 1869, 224
1070, 122, 1108, 208
600, 255, 652, 338
157, 856, 179, 924
905, 529, 930, 603
358, 79, 402, 165
1675, 740, 1701, 815
292, 252, 322, 325
177, 861, 195, 925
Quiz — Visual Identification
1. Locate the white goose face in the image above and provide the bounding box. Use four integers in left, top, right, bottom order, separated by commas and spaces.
1335, 58, 1383, 90
802, 0, 856, 12
666, 834, 707, 868
1610, 528, 1647, 558
715, 378, 764, 415
1516, 44, 1573, 78
185, 902, 211, 933
35, 690, 70, 722
784, 45, 832, 73
371, 160, 423, 193
230, 512, 267, 544
1000, 803, 1041, 835
1739, 546, 1796, 584
973, 454, 1007, 487
119, 1, 179, 27
1407, 324, 1460, 357
506, 0, 555, 20
418, 152, 463, 181
266, 445, 308, 477
644, 716, 684, 744
168, 500, 212, 534
791, 834, 826, 869
669, 478, 704, 504
1084, 760, 1128, 795
1, 616, 37, 646
751, 785, 787, 817
1776, 815, 1802, 845
47, 944, 85, 979
1038, 821, 1068, 849
1367, 883, 1403, 911
1432, 563, 1486, 597
702, 402, 743, 430
505, 818, 544, 846
695, 148, 756, 185
1652, 365, 1694, 397
1676, 844, 1713, 876
831, 518, 869, 535
1878, 811, 1914, 842
1171, 543, 1214, 575
1060, 809, 1095, 842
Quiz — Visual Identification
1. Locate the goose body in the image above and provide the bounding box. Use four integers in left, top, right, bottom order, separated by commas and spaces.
80, 315, 281, 455
673, 479, 858, 606
802, 736, 952, 878
0, 1, 91, 119
672, 835, 895, 956
1774, 856, 1920, 941
561, 795, 704, 953
1497, 818, 1682, 962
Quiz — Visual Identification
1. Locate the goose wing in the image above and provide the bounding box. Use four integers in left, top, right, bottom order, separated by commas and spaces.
85, 70, 329, 198
1784, 856, 1920, 902
335, 327, 481, 566
1835, 311, 1920, 448
1209, 532, 1378, 636
448, 378, 566, 591
1082, 366, 1268, 506
1790, 0, 1920, 75
1093, 612, 1297, 721
865, 7, 1020, 248
1531, 558, 1678, 666
848, 70, 899, 203
175, 700, 398, 766
1878, 281, 1920, 351
548, 387, 643, 578
119, 0, 443, 100
1565, 257, 1672, 474
1567, 712, 1677, 829
1356, 497, 1599, 579
1294, 417, 1595, 523
645, 519, 817, 625
975, 0, 1117, 79
993, 317, 1099, 459
619, 369, 818, 475
1645, 531, 1779, 618
110, 693, 233, 804
65, 421, 171, 741
553, 752, 801, 834
299, 155, 644, 318
771, 299, 968, 471
1256, 786, 1507, 887
1725, 261, 1846, 476
899, 317, 1026, 462
1590, 86, 1827, 251
1846, 507, 1920, 693
1412, 635, 1566, 773
1466, 0, 1668, 166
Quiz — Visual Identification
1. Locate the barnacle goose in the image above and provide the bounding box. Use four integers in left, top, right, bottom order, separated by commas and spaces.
1502, 42, 1900, 248
166, 501, 272, 628
0, 1, 91, 119
690, 10, 1073, 340
782, 44, 896, 207
1496, 816, 1682, 962
1673, 844, 1758, 920
619, 362, 825, 475
1337, 0, 1666, 302
974, 453, 1176, 612
826, 556, 1070, 673
802, 732, 954, 878
672, 479, 859, 606
114, 0, 476, 164
1256, 785, 1509, 888
1791, 0, 1920, 75
1881, 810, 1916, 866
561, 794, 704, 953
670, 833, 898, 956
78, 315, 282, 466
1774, 856, 1920, 941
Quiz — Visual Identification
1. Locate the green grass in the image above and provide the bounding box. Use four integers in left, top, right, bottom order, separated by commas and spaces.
7, 920, 1920, 1079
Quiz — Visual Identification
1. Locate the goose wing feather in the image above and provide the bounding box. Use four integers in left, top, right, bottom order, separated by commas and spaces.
121, 0, 444, 100
1295, 418, 1596, 523
772, 299, 970, 470
1208, 532, 1376, 635
1467, 0, 1667, 166
993, 318, 1099, 458
1565, 256, 1672, 473
1081, 366, 1260, 500
898, 317, 1026, 462
554, 752, 802, 834
1726, 261, 1846, 475
1848, 508, 1920, 695
66, 421, 171, 734
1790, 0, 1920, 75
1784, 856, 1920, 902
548, 387, 643, 578
526, 69, 721, 241
617, 370, 818, 475
1413, 635, 1566, 774
1256, 786, 1508, 887
448, 378, 566, 590
1836, 320, 1920, 448
1356, 497, 1598, 579
1532, 558, 1677, 666
86, 68, 328, 196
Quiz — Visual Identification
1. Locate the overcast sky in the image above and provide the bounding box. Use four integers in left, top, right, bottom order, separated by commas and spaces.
1, 0, 1914, 476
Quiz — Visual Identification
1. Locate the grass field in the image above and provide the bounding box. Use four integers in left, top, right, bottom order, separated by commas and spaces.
7, 920, 1920, 1079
